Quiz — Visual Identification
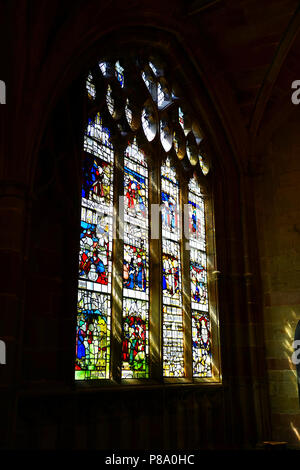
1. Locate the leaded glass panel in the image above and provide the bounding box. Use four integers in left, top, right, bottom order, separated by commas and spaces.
121, 140, 150, 378
76, 113, 114, 380
188, 178, 212, 377
161, 158, 184, 377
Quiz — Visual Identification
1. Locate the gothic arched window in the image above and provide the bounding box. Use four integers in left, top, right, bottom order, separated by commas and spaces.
75, 54, 220, 384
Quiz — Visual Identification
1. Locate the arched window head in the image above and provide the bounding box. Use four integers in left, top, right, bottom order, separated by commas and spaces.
75, 52, 220, 384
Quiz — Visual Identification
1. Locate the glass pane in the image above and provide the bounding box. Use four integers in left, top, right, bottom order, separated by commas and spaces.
161, 158, 184, 377
188, 178, 212, 377
121, 140, 150, 378
76, 114, 114, 380
75, 289, 111, 380
115, 60, 124, 87
86, 72, 96, 100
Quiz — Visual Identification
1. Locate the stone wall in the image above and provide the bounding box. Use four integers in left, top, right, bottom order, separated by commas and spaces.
254, 110, 300, 446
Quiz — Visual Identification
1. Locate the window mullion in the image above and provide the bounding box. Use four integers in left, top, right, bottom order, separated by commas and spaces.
204, 190, 221, 381
149, 146, 163, 381
110, 143, 125, 382
181, 183, 192, 380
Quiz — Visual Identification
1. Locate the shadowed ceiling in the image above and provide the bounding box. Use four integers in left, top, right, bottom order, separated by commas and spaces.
1, 0, 300, 180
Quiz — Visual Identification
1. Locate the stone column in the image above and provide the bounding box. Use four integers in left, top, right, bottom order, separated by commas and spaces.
0, 181, 30, 448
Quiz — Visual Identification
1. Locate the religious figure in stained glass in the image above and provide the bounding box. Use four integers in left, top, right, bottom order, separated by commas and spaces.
188, 177, 212, 377
86, 72, 96, 100
123, 244, 147, 292
82, 155, 112, 206
192, 312, 211, 377
76, 112, 114, 380
75, 290, 111, 380
162, 252, 180, 299
161, 158, 184, 377
121, 140, 150, 378
124, 167, 147, 218
122, 298, 149, 378
79, 209, 110, 285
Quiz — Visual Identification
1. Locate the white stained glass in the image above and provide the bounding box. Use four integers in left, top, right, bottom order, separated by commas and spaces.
149, 61, 159, 76
157, 82, 167, 108
142, 71, 152, 93
142, 108, 156, 141
99, 61, 109, 76
160, 121, 172, 152
163, 305, 184, 377
125, 100, 133, 127
125, 138, 146, 167
86, 113, 112, 148
106, 85, 114, 116
178, 107, 184, 130
115, 61, 124, 87
86, 72, 96, 100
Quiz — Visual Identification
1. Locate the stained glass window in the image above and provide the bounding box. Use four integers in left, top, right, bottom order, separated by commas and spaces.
188, 177, 212, 377
149, 61, 159, 76
142, 107, 156, 141
86, 72, 96, 100
161, 158, 184, 377
99, 61, 109, 76
76, 113, 114, 380
125, 99, 133, 127
122, 139, 150, 378
178, 107, 184, 131
157, 83, 165, 108
76, 54, 218, 384
115, 61, 124, 87
142, 71, 153, 94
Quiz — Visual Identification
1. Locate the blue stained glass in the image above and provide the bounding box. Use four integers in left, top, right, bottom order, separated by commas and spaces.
125, 166, 146, 185
124, 244, 148, 292
125, 138, 147, 166
82, 155, 112, 206
161, 157, 178, 185
115, 61, 124, 87
86, 113, 112, 148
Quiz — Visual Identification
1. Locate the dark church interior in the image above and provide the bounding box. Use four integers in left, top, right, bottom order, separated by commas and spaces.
1, 0, 300, 453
